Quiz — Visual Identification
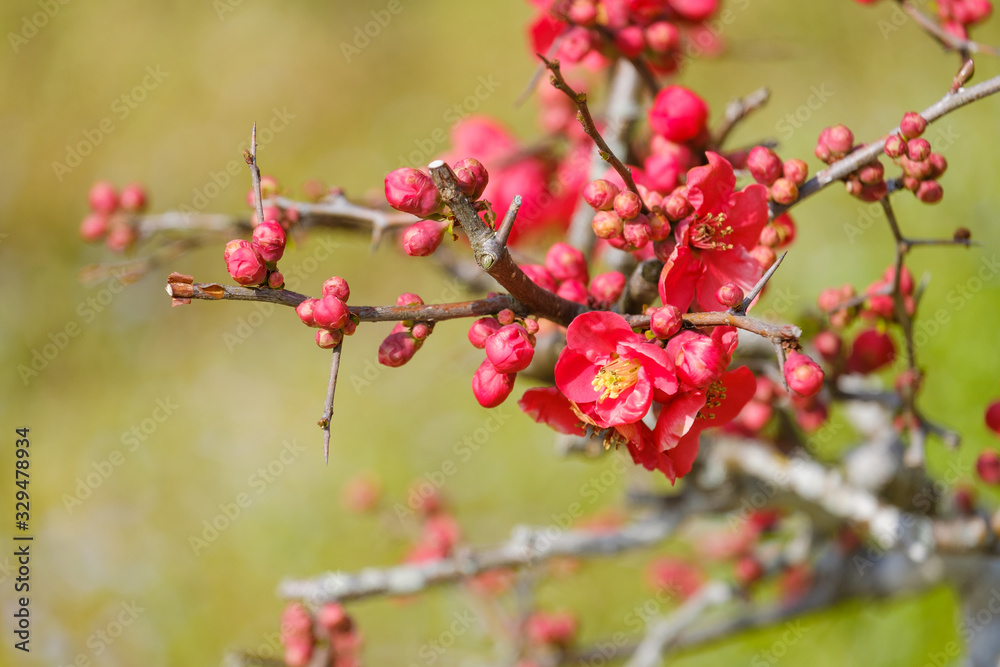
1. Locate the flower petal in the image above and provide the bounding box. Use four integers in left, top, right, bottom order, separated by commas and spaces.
685, 152, 735, 216
658, 245, 702, 311
518, 387, 586, 436
554, 348, 603, 404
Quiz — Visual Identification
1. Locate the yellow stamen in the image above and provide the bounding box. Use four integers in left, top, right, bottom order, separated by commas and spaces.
690, 212, 734, 251
592, 355, 641, 402
698, 380, 728, 421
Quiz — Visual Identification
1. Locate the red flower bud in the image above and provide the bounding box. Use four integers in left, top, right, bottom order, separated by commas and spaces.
622, 218, 651, 248
668, 330, 728, 388
316, 328, 343, 349
884, 133, 907, 158
384, 167, 441, 217
88, 181, 119, 214
826, 124, 854, 155
749, 244, 777, 271
899, 111, 927, 139
322, 276, 350, 302
452, 157, 489, 200
927, 153, 948, 179
557, 279, 590, 304
411, 322, 431, 340
986, 400, 1000, 435
471, 359, 515, 408
976, 450, 1000, 485
648, 304, 683, 339
226, 244, 267, 286
583, 179, 620, 211
667, 0, 719, 22
119, 183, 148, 212
846, 329, 896, 374
317, 603, 352, 634
782, 159, 809, 186
497, 308, 516, 325
251, 220, 286, 263
592, 210, 624, 239
397, 292, 424, 306
378, 331, 420, 367
645, 21, 680, 53
813, 330, 842, 363
296, 298, 319, 327
79, 214, 108, 242
907, 138, 931, 162
613, 190, 643, 220
769, 178, 799, 205
784, 351, 825, 397
545, 242, 589, 284
403, 219, 448, 257
485, 324, 535, 373
858, 161, 885, 185
589, 271, 626, 303
313, 294, 350, 330
916, 180, 943, 204
747, 146, 782, 185
614, 25, 646, 58
664, 190, 693, 221
648, 85, 709, 143
267, 271, 284, 289
716, 282, 744, 308
468, 317, 502, 348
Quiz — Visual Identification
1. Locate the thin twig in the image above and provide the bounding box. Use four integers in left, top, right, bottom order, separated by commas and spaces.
735, 251, 787, 315
318, 344, 342, 464
712, 87, 771, 148
896, 0, 1000, 57
245, 123, 266, 229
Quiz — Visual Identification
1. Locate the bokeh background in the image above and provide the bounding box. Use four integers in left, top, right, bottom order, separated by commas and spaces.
3, 1, 1000, 665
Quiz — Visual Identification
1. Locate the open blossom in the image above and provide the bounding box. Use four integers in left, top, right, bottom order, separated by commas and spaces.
658, 152, 769, 312
554, 311, 677, 429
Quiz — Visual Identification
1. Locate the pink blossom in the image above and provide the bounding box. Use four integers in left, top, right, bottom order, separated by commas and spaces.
384, 167, 441, 217
472, 359, 516, 408
484, 324, 535, 373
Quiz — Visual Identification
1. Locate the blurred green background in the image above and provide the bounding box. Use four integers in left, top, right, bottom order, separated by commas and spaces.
2, 0, 1000, 665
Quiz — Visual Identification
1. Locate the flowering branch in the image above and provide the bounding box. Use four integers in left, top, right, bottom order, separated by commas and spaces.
896, 0, 1000, 57
712, 86, 771, 149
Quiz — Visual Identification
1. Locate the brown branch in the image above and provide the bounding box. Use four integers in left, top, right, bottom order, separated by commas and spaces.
539, 55, 646, 211
896, 0, 1000, 57
245, 123, 266, 231
625, 311, 802, 344
712, 86, 771, 149
318, 343, 342, 465
770, 72, 1000, 219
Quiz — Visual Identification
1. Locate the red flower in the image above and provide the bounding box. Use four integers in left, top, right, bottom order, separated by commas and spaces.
658, 153, 769, 312
554, 311, 677, 428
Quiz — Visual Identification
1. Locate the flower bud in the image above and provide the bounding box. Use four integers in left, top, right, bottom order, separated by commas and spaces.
384, 167, 441, 217
497, 308, 515, 325
927, 153, 948, 179
907, 138, 931, 162
322, 276, 350, 301
79, 214, 108, 242
280, 603, 314, 667
648, 304, 683, 339
296, 298, 319, 327
645, 21, 680, 53
747, 146, 782, 185
668, 330, 728, 388
411, 322, 431, 340
784, 351, 825, 397
884, 133, 907, 158
583, 179, 620, 211
313, 294, 351, 330
899, 111, 927, 139
403, 219, 448, 257
900, 156, 933, 180
452, 157, 489, 200
614, 25, 645, 58
813, 330, 842, 363
472, 359, 516, 408
613, 190, 643, 220
119, 183, 148, 212
316, 328, 344, 349
226, 244, 267, 286
622, 218, 651, 248
716, 282, 744, 308
318, 603, 352, 634
648, 85, 709, 143
858, 161, 885, 185
986, 400, 1000, 436
342, 318, 358, 336
468, 317, 501, 348
378, 331, 420, 367
592, 210, 624, 239
545, 242, 589, 284
567, 0, 598, 24
589, 271, 626, 303
267, 271, 284, 289
557, 279, 590, 304
664, 191, 692, 220
976, 450, 1000, 485
485, 324, 535, 373
397, 292, 424, 306
526, 611, 578, 648
826, 124, 854, 155
88, 181, 119, 214
769, 178, 798, 205
749, 244, 776, 270
782, 159, 808, 186
522, 264, 557, 291
252, 220, 287, 263
846, 328, 896, 374
916, 179, 943, 204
